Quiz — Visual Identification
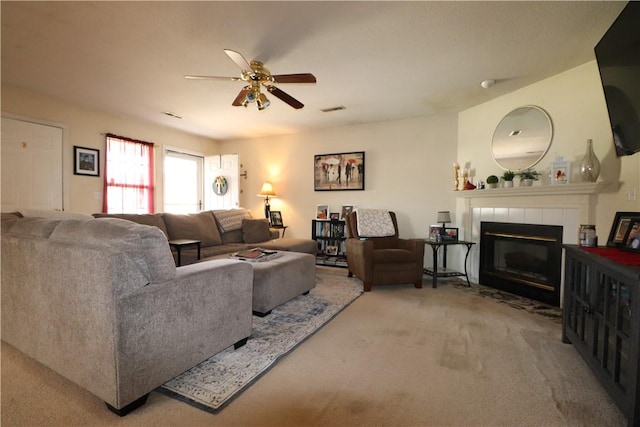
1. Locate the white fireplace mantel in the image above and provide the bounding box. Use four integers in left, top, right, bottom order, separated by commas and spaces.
454, 181, 611, 289
455, 181, 609, 199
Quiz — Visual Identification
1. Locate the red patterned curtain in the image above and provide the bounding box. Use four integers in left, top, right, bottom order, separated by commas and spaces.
102, 133, 155, 213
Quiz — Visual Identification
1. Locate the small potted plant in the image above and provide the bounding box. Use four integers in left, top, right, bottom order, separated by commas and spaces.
502, 170, 515, 188
517, 169, 540, 186
486, 175, 499, 188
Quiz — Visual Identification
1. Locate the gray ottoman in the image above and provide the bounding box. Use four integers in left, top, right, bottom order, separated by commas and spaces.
250, 251, 316, 316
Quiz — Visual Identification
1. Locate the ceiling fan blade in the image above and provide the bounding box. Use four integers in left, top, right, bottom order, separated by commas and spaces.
224, 49, 253, 73
232, 86, 251, 106
185, 75, 242, 81
271, 73, 317, 84
266, 86, 304, 109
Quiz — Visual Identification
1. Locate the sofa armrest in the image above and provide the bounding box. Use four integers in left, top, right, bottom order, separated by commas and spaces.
113, 259, 253, 408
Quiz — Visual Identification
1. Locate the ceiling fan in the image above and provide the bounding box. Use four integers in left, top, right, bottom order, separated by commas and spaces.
185, 49, 316, 110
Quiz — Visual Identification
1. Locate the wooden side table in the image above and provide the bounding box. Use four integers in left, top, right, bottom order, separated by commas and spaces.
423, 240, 475, 288
168, 239, 201, 266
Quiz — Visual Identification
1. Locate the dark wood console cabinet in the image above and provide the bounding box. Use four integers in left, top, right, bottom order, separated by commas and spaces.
563, 245, 640, 426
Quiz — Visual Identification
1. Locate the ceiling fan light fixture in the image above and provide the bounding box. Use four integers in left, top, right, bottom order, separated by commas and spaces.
245, 90, 257, 103
257, 93, 270, 110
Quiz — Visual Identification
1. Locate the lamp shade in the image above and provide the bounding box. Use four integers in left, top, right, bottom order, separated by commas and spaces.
436, 211, 451, 224
257, 182, 277, 198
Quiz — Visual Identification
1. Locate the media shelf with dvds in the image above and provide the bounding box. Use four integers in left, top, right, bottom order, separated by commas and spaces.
312, 219, 348, 268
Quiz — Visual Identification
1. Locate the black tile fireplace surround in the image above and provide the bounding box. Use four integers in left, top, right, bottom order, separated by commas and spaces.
479, 222, 563, 306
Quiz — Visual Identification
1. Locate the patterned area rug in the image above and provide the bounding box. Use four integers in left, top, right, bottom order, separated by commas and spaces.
158, 270, 363, 413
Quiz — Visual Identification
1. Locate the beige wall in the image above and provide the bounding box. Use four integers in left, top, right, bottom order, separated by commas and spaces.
457, 61, 640, 238
3, 60, 638, 243
1, 84, 220, 213
220, 114, 458, 240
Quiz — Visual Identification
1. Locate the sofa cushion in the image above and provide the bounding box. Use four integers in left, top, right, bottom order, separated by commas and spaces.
5, 217, 62, 238
2, 211, 23, 219
50, 218, 176, 284
92, 213, 168, 237
20, 208, 94, 221
213, 209, 252, 233
242, 218, 272, 244
221, 229, 245, 244
163, 211, 222, 247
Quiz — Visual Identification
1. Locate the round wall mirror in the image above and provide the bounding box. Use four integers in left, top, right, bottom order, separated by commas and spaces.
491, 105, 553, 171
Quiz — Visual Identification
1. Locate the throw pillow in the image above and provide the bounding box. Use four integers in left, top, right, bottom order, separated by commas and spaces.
242, 218, 272, 244
213, 209, 252, 233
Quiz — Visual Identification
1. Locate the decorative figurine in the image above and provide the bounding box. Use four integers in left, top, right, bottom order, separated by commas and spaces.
453, 163, 460, 191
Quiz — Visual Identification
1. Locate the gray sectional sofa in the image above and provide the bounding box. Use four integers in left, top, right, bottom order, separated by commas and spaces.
1, 214, 255, 415
1, 208, 318, 416
93, 209, 316, 264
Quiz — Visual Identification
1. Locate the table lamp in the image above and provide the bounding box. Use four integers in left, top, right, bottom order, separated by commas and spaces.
257, 182, 277, 219
437, 211, 451, 237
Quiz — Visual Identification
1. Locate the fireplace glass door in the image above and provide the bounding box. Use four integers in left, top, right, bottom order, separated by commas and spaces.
480, 222, 563, 306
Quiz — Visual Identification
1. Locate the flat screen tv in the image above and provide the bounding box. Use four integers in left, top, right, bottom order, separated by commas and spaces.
594, 2, 640, 157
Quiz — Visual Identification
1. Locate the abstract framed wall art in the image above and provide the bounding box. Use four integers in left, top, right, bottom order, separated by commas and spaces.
314, 151, 364, 191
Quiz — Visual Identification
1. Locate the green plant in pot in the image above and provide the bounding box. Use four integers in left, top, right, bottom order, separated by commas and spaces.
517, 169, 540, 186
502, 170, 515, 187
486, 175, 499, 188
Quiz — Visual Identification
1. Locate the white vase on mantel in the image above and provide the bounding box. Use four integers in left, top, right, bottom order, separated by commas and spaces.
504, 181, 514, 188
580, 139, 601, 182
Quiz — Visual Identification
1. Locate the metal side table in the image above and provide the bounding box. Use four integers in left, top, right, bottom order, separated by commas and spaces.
423, 240, 475, 288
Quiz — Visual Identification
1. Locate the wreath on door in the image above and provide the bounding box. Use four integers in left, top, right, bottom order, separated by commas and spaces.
213, 176, 228, 195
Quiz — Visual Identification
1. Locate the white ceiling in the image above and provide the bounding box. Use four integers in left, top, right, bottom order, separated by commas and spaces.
1, 1, 626, 141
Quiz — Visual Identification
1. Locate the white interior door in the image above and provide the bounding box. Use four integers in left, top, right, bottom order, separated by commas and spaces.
1, 116, 63, 212
204, 154, 239, 210
163, 150, 203, 213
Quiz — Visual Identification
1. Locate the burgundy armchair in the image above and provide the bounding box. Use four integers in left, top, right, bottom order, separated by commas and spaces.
345, 210, 425, 292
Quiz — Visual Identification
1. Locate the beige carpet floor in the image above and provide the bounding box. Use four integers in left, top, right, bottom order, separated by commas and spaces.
1, 268, 625, 426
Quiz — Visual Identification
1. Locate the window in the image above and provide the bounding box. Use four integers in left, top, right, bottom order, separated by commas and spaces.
103, 134, 155, 213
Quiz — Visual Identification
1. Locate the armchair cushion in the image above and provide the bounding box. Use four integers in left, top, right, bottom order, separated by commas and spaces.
373, 248, 419, 263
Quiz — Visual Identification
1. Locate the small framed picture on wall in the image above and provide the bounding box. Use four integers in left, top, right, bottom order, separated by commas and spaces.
73, 146, 99, 176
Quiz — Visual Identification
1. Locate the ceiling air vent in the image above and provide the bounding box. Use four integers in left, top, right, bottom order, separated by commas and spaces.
321, 106, 346, 113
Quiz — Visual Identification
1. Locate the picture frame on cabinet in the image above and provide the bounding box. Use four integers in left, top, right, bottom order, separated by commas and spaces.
621, 219, 640, 252
607, 211, 640, 247
316, 205, 329, 220
340, 205, 354, 220
329, 212, 340, 221
326, 245, 339, 256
